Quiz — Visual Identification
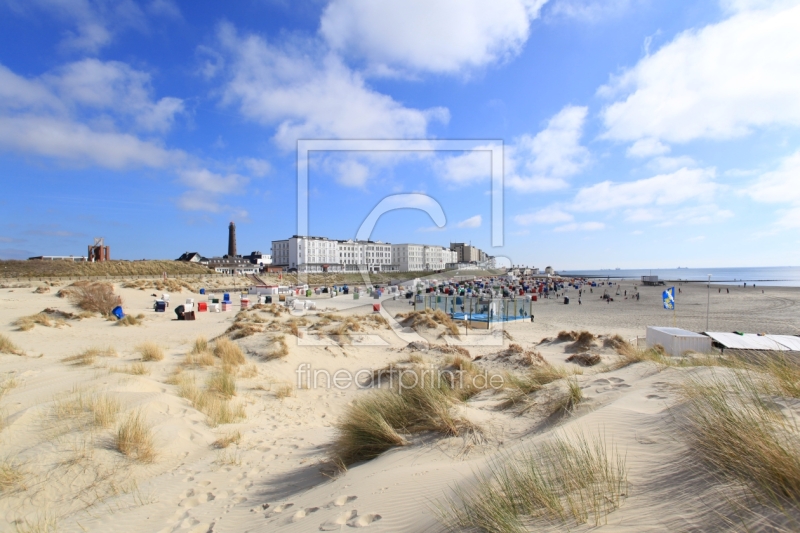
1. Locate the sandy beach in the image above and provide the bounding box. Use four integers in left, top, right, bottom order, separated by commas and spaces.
1, 279, 799, 532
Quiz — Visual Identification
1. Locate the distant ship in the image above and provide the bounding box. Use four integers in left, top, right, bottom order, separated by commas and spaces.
615, 267, 621, 270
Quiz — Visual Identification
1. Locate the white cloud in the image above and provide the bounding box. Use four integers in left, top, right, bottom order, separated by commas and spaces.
0, 115, 181, 169
775, 206, 800, 229
626, 138, 670, 158
3, 0, 181, 54
747, 150, 800, 204
215, 23, 449, 150
178, 168, 248, 195
506, 105, 590, 192
515, 206, 573, 225
240, 158, 271, 178
320, 0, 548, 75
645, 155, 698, 173
600, 2, 800, 145
0, 60, 185, 168
554, 221, 605, 232
46, 59, 184, 132
457, 215, 483, 228
548, 0, 635, 21
336, 159, 370, 188
572, 167, 718, 212
438, 150, 491, 185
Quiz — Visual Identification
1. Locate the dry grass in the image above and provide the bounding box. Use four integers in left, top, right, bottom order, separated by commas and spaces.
556, 330, 578, 342
14, 312, 52, 331
0, 378, 18, 398
212, 430, 242, 449
0, 334, 24, 355
566, 353, 602, 366
275, 383, 294, 399
137, 342, 164, 362
184, 349, 215, 367
567, 331, 596, 352
499, 365, 573, 411
116, 314, 144, 326
330, 367, 475, 468
62, 346, 117, 366
214, 337, 245, 367
437, 433, 627, 532
67, 281, 122, 316
12, 513, 59, 533
239, 363, 258, 378
115, 410, 156, 462
680, 369, 800, 511
52, 391, 121, 428
263, 335, 289, 360
176, 374, 246, 427
0, 459, 25, 493
112, 362, 149, 375
207, 370, 237, 399
191, 336, 209, 354
397, 309, 460, 337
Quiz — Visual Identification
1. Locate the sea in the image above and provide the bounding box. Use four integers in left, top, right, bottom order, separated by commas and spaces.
558, 266, 800, 287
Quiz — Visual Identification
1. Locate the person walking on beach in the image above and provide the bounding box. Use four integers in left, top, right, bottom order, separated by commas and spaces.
579, 296, 582, 305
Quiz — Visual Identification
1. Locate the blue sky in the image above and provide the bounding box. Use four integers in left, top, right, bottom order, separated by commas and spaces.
1, 0, 799, 269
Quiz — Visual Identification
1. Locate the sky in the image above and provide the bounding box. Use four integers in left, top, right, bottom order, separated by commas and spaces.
1, 0, 799, 269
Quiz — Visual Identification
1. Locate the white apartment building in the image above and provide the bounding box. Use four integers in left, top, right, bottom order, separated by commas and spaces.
271, 236, 396, 273
392, 244, 457, 272
391, 244, 424, 272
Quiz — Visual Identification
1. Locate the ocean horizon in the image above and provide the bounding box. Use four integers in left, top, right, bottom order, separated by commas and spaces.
558, 266, 800, 287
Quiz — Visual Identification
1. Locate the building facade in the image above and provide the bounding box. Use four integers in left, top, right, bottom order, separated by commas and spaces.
271, 236, 396, 273
271, 236, 455, 273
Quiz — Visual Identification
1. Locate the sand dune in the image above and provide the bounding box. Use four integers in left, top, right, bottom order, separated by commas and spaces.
1, 281, 799, 532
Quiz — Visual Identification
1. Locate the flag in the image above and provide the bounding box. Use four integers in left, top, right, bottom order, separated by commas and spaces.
662, 287, 675, 310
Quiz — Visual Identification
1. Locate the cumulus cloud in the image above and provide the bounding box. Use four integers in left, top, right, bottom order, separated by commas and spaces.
626, 138, 670, 158
0, 115, 180, 169
45, 59, 184, 132
320, 0, 548, 75
0, 60, 264, 216
572, 167, 718, 212
554, 221, 605, 232
437, 150, 492, 185
436, 105, 589, 191
4, 0, 177, 54
506, 105, 590, 192
456, 215, 483, 228
514, 206, 573, 225
214, 23, 448, 150
547, 0, 635, 21
747, 150, 800, 205
0, 60, 185, 168
600, 1, 800, 147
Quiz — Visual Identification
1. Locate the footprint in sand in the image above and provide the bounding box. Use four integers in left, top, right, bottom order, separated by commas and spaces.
646, 394, 668, 400
319, 510, 357, 530
347, 513, 382, 528
591, 378, 610, 385
614, 383, 631, 389
266, 502, 294, 517
608, 377, 624, 383
327, 495, 358, 508
291, 507, 320, 522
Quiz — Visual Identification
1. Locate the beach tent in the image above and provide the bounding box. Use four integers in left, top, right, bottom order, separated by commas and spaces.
647, 327, 712, 356
703, 332, 794, 351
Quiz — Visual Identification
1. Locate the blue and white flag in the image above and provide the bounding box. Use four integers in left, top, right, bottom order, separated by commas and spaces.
662, 287, 675, 310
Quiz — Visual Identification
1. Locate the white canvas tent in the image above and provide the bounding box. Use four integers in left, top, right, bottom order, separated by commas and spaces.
646, 327, 712, 356
704, 332, 800, 351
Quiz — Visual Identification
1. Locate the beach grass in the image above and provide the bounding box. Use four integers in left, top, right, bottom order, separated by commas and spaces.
137, 342, 164, 362
115, 410, 155, 462
437, 432, 627, 532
